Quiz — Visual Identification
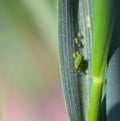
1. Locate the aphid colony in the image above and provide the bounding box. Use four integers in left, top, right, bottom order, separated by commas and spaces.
72, 32, 88, 74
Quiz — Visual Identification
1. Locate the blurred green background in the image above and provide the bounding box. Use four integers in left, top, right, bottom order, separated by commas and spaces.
0, 0, 68, 121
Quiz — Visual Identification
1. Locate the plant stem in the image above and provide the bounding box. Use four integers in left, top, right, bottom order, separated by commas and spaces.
88, 77, 104, 121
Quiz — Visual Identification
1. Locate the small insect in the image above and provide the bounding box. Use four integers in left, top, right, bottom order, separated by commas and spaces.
72, 51, 83, 69
72, 51, 88, 73
74, 38, 83, 48
77, 32, 83, 39
74, 38, 79, 44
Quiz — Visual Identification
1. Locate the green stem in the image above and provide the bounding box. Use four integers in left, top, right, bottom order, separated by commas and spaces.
88, 77, 104, 121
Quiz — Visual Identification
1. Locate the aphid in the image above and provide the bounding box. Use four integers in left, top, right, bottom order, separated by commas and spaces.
74, 38, 83, 48
74, 38, 79, 44
72, 51, 83, 69
77, 32, 83, 39
72, 52, 76, 58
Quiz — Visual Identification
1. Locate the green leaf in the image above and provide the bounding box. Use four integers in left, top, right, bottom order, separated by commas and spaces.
107, 48, 120, 121
107, 3, 120, 120
58, 0, 92, 121
91, 0, 116, 77
88, 1, 117, 121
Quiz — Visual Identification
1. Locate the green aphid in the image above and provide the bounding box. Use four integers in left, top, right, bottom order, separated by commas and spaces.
74, 38, 83, 48
73, 51, 83, 69
77, 32, 83, 39
72, 52, 76, 58
74, 38, 79, 44
78, 44, 81, 47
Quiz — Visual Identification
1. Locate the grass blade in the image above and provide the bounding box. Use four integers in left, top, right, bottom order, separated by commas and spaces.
58, 0, 92, 120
